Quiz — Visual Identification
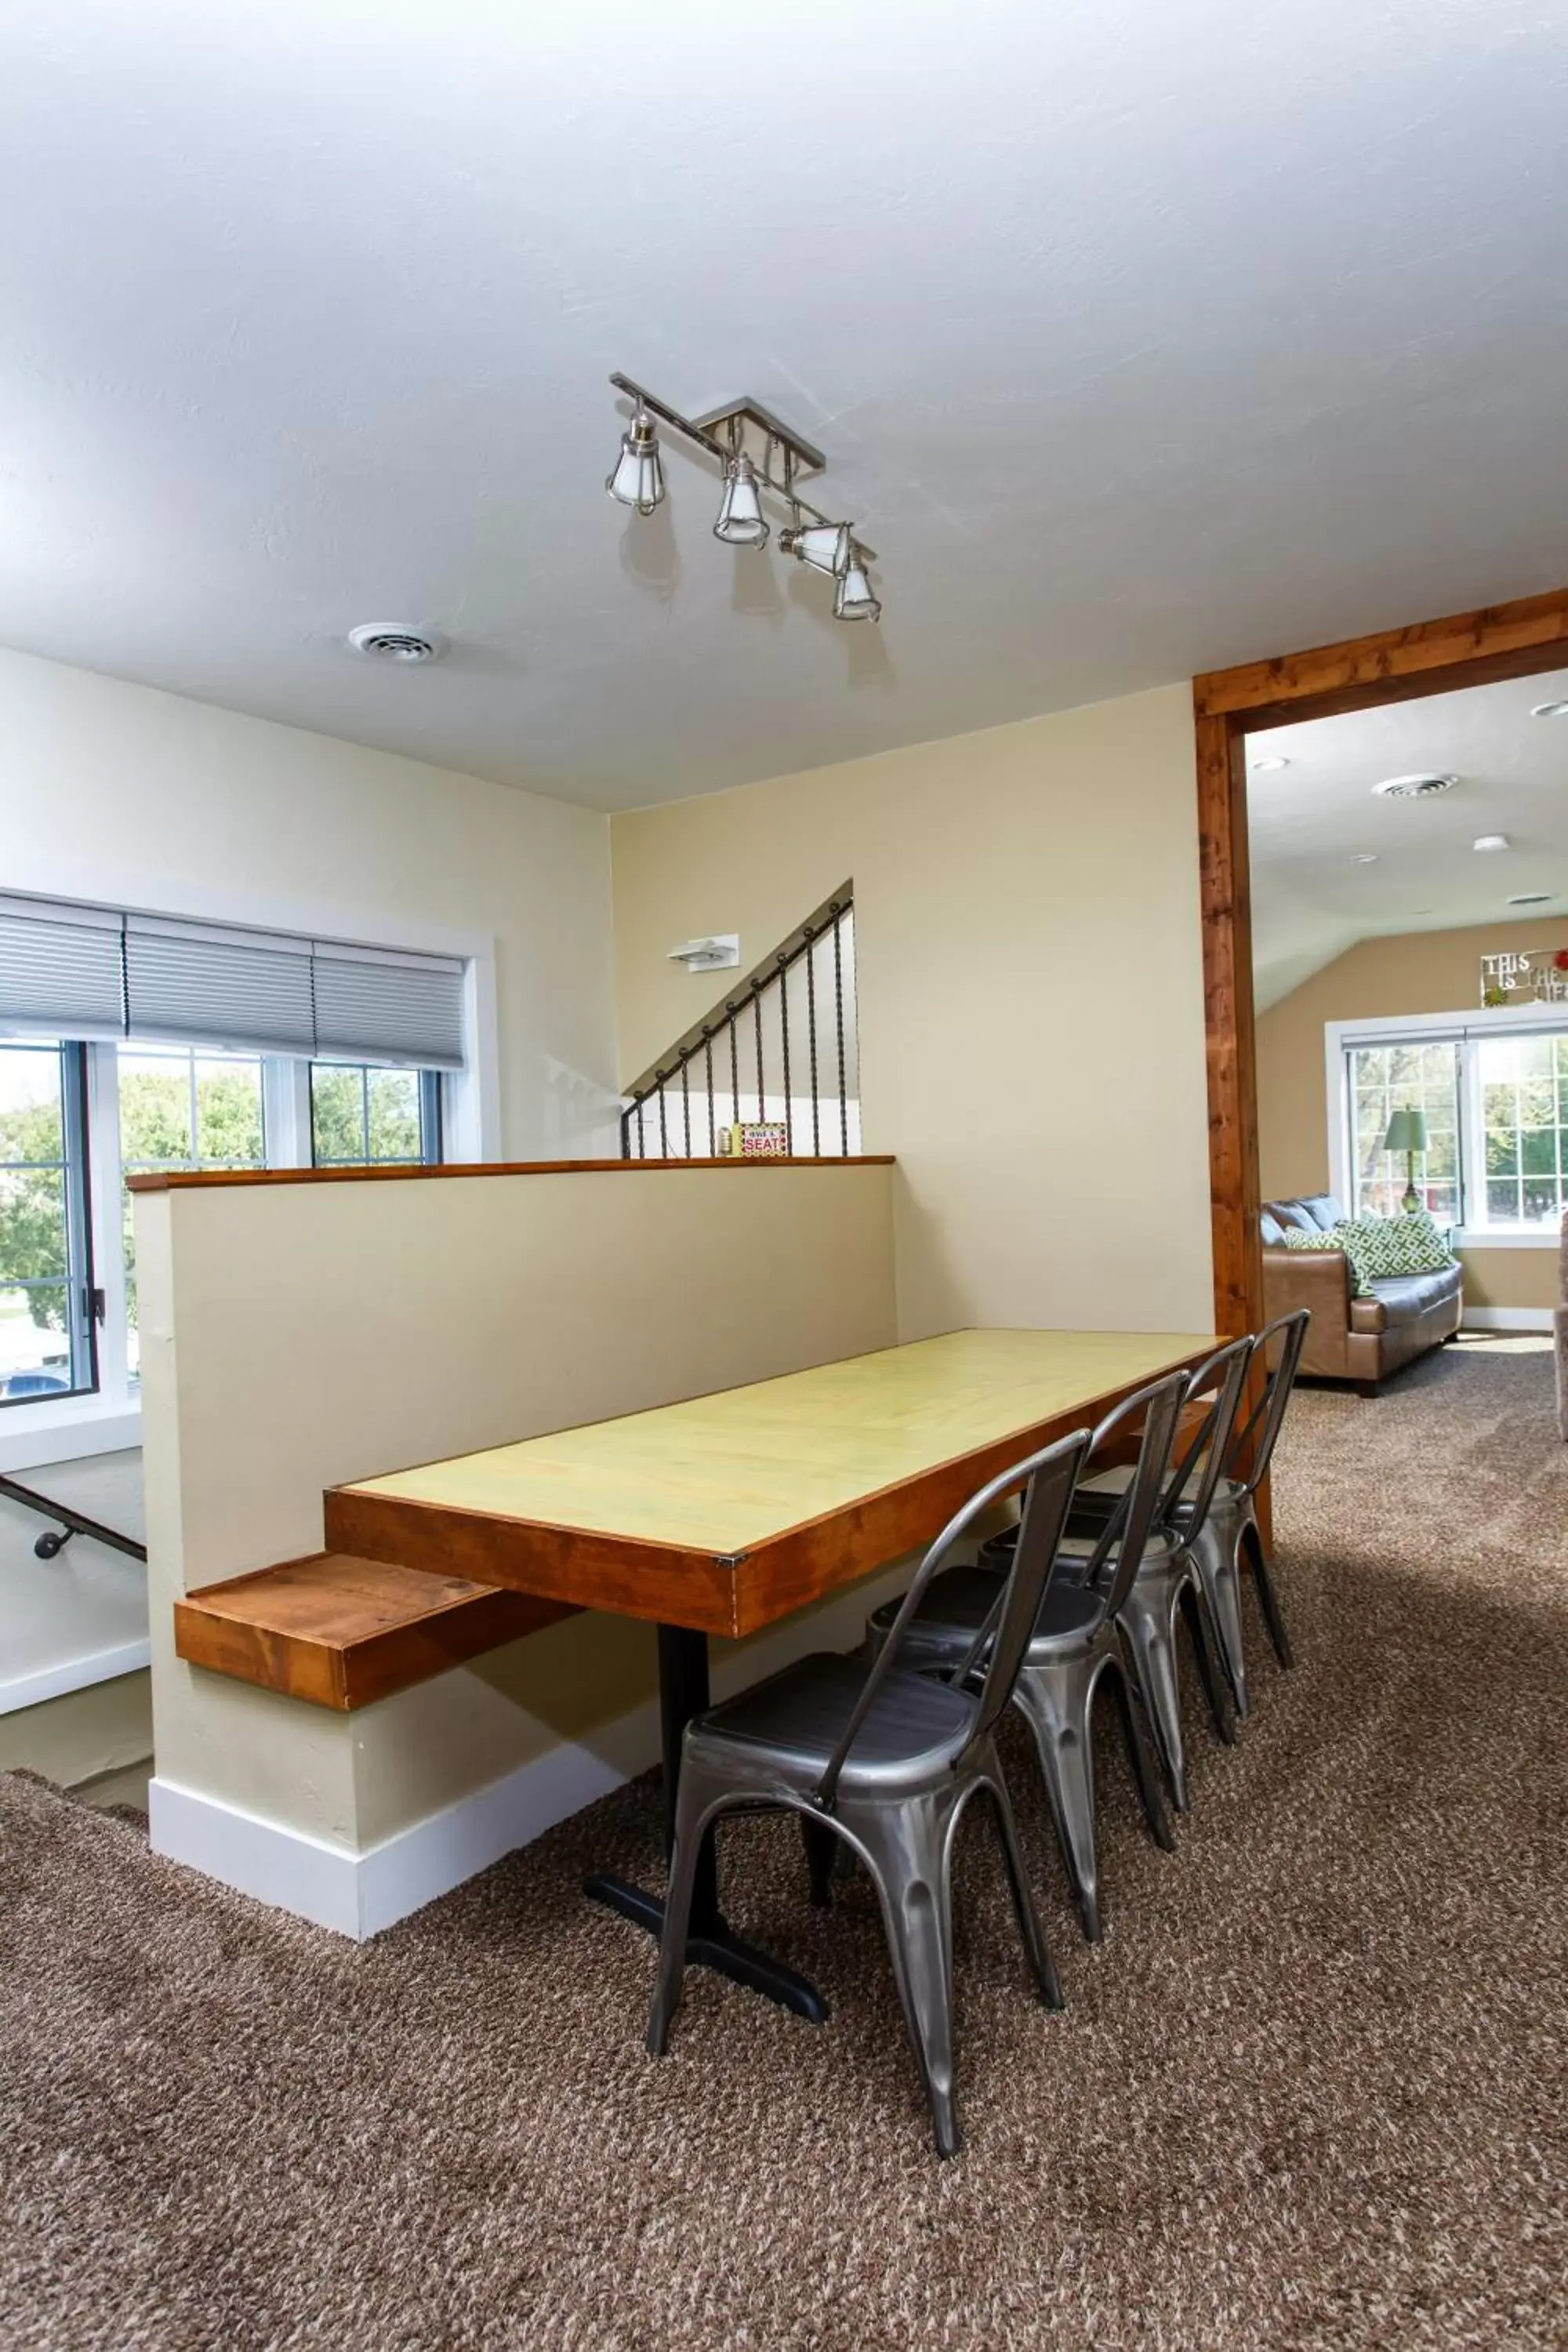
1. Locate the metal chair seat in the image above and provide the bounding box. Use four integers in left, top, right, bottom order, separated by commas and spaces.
684, 1651, 977, 1793
868, 1561, 1105, 1662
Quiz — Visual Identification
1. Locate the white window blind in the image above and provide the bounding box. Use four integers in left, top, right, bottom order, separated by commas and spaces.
0, 895, 465, 1068
313, 945, 466, 1069
123, 917, 317, 1056
0, 895, 126, 1040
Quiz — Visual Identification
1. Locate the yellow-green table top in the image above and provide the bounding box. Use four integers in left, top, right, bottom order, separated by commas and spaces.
346, 1328, 1215, 1561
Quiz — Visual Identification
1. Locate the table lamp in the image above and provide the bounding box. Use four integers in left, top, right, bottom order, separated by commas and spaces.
1382, 1108, 1428, 1214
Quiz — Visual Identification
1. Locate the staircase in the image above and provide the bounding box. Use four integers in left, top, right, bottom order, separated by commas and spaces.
620, 887, 861, 1159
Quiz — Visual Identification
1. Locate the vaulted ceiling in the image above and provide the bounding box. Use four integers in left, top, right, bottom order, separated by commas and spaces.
4, 3, 1567, 809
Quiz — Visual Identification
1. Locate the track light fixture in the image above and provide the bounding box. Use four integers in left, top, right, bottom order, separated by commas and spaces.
605, 372, 881, 623
605, 404, 665, 515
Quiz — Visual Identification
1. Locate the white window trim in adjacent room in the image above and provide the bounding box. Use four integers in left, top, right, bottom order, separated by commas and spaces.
1, 888, 501, 1474
1324, 1004, 1568, 1250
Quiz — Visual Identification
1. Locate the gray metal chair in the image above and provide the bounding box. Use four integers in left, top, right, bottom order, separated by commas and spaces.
1076, 1312, 1308, 1718
1181, 1309, 1308, 1713
645, 1428, 1092, 2161
866, 1371, 1188, 1945
1103, 1338, 1253, 1812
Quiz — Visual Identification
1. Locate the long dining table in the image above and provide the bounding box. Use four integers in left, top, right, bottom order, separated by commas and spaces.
324, 1326, 1217, 2018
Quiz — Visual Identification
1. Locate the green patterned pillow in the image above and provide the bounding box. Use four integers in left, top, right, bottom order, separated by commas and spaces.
1334, 1211, 1457, 1285
1281, 1224, 1370, 1295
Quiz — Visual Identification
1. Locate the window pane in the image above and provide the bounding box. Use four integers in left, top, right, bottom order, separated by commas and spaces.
367, 1069, 421, 1160
0, 1281, 74, 1396
1476, 1033, 1568, 1229
0, 1042, 93, 1405
310, 1065, 367, 1163
194, 1057, 264, 1165
119, 1045, 266, 1377
1347, 1041, 1459, 1220
0, 1167, 67, 1279
310, 1062, 433, 1167
118, 1053, 194, 1164
0, 1045, 65, 1161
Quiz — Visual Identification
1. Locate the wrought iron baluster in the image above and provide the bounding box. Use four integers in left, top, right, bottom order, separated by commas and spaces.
779, 951, 793, 1154
702, 1028, 716, 1156
658, 1076, 669, 1158
727, 1005, 739, 1150
637, 1094, 646, 1160
753, 979, 765, 1125
833, 902, 848, 1154
680, 1050, 691, 1156
804, 922, 819, 1156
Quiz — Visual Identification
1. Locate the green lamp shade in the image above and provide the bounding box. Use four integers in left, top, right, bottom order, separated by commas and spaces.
1382, 1109, 1428, 1154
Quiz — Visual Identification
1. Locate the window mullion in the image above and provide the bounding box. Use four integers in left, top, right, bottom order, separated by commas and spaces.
86, 1042, 129, 1406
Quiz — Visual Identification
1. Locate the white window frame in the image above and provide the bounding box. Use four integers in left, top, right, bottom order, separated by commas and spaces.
1325, 1003, 1568, 1251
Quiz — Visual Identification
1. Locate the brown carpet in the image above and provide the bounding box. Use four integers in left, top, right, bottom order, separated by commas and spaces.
2, 1336, 1565, 2351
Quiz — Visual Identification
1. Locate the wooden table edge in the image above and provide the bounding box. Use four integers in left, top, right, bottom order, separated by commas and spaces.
321, 1338, 1215, 1641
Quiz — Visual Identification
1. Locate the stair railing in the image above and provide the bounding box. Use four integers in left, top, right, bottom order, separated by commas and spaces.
621, 887, 859, 1160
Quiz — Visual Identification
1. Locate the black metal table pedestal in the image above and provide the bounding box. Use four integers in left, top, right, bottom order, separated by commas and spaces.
583, 1624, 828, 2024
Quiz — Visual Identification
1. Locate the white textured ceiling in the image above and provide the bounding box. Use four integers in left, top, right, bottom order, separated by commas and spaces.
3, 2, 1568, 811
1249, 669, 1568, 1007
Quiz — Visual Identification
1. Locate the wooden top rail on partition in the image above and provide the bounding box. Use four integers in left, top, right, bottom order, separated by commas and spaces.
128, 1154, 895, 1192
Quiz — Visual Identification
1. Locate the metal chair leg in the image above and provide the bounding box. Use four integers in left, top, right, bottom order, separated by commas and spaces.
1180, 1581, 1236, 1746
1106, 1654, 1176, 1853
1117, 1579, 1190, 1813
973, 1748, 1062, 2007
847, 1794, 962, 2159
645, 1766, 720, 2056
1192, 1521, 1250, 1718
1246, 1526, 1295, 1669
1011, 1660, 1103, 1942
799, 1811, 837, 1908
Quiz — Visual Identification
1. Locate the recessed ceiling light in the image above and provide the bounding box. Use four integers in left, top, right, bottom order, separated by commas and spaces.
1473, 834, 1511, 852
1350, 853, 1379, 865
347, 623, 447, 664
1530, 700, 1568, 719
1250, 754, 1290, 772
1373, 772, 1457, 799
1507, 892, 1554, 906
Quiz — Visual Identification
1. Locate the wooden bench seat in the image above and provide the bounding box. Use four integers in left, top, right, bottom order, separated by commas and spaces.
174, 1553, 573, 1711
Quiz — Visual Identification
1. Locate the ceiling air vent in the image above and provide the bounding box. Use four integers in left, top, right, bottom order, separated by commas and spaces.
1372, 771, 1457, 799
347, 623, 446, 664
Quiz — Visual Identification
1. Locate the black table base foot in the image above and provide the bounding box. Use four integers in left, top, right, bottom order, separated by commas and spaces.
583, 1871, 829, 2024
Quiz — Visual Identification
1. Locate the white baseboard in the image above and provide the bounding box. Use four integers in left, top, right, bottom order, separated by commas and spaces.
149, 1560, 913, 1940
1461, 1307, 1554, 1333
0, 1638, 151, 1718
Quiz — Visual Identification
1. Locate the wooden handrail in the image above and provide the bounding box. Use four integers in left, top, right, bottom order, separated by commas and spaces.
129, 1154, 893, 1192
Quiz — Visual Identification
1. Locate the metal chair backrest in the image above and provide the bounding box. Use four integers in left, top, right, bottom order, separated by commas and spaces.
811, 1427, 1091, 1812
1225, 1309, 1309, 1500
1089, 1370, 1191, 1621
1157, 1337, 1254, 1541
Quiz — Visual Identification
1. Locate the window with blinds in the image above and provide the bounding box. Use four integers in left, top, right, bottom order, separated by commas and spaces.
0, 895, 466, 1069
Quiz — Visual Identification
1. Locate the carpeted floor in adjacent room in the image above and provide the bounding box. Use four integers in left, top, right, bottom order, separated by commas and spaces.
2, 1335, 1565, 2350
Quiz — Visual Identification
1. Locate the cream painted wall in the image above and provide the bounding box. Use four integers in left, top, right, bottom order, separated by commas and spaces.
0, 644, 619, 1161
139, 1162, 898, 1859
611, 687, 1215, 1342
1256, 916, 1568, 1312
1, 642, 620, 1743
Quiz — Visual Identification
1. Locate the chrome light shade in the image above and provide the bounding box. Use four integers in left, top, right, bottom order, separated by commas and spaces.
779, 521, 852, 577
606, 412, 665, 514
713, 451, 769, 548
833, 555, 880, 623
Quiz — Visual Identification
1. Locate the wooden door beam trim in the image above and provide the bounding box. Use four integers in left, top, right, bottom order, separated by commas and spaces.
1194, 586, 1568, 724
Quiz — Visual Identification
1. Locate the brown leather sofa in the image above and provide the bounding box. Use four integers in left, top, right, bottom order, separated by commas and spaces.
1261, 1192, 1463, 1395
